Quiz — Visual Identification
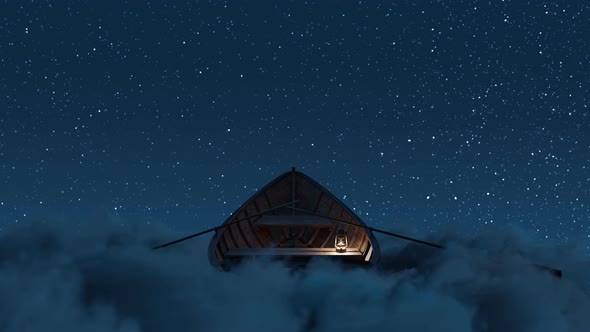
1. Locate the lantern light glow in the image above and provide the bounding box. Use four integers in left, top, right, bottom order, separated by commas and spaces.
335, 228, 348, 252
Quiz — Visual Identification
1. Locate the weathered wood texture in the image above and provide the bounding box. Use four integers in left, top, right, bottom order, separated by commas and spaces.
208, 169, 381, 268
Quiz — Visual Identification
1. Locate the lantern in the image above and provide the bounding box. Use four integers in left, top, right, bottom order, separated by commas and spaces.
335, 228, 348, 252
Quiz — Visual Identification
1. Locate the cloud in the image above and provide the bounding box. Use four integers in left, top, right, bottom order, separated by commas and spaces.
0, 220, 588, 332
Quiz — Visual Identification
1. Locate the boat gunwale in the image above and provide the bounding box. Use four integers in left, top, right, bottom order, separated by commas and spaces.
208, 169, 381, 269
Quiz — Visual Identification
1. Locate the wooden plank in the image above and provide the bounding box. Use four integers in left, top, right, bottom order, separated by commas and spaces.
300, 227, 314, 244
315, 194, 334, 216
310, 228, 330, 247
313, 191, 324, 213
295, 176, 320, 211
359, 235, 369, 254
252, 199, 261, 213
364, 244, 373, 262
263, 191, 273, 212
223, 230, 237, 249
280, 226, 290, 245
246, 222, 264, 247
255, 215, 335, 226
255, 226, 274, 247
291, 169, 296, 214
219, 235, 229, 253
321, 208, 344, 248
269, 227, 285, 246
241, 208, 263, 247
225, 248, 363, 256
329, 204, 343, 219
350, 226, 363, 248
215, 247, 223, 261
255, 194, 270, 212
306, 228, 322, 246
229, 224, 248, 248
341, 212, 359, 225
264, 176, 291, 208
235, 212, 253, 248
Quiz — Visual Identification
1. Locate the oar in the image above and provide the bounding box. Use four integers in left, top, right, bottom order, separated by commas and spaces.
285, 205, 444, 248
284, 205, 562, 278
153, 200, 298, 250
153, 202, 562, 278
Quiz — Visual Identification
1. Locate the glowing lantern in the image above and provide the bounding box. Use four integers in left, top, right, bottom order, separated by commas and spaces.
335, 228, 348, 252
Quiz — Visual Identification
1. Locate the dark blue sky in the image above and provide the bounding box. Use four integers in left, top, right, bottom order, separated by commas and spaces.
1, 1, 588, 252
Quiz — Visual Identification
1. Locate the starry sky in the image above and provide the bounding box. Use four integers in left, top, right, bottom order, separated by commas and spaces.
1, 1, 588, 252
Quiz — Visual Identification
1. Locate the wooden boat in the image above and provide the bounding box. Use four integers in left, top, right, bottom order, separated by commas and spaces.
208, 168, 381, 269
154, 168, 561, 278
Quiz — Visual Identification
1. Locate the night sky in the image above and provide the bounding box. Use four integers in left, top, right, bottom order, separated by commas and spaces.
1, 1, 589, 253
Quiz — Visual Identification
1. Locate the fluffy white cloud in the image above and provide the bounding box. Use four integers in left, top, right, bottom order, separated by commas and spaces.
0, 220, 587, 332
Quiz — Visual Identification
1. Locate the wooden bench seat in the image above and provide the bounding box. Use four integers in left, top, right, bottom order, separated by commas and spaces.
225, 248, 362, 257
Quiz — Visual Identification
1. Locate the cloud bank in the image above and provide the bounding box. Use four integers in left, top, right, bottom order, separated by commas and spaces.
0, 220, 588, 332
